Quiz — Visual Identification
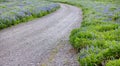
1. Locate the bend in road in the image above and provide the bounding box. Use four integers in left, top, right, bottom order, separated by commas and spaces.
0, 4, 82, 66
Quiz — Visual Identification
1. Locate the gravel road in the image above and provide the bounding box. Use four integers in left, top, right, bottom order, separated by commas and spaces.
0, 4, 82, 66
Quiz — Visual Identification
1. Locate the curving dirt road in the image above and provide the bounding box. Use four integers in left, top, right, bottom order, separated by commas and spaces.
0, 4, 82, 66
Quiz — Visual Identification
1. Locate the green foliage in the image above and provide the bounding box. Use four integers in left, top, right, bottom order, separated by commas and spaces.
0, 0, 6, 2
0, 0, 60, 30
106, 59, 120, 66
78, 42, 120, 66
49, 0, 120, 66
96, 24, 119, 32
0, 23, 7, 29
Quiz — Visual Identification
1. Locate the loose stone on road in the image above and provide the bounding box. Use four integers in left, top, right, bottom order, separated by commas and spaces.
0, 4, 82, 66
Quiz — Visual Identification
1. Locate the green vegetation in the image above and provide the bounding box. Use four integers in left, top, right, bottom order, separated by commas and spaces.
0, 0, 6, 2
106, 59, 120, 66
49, 0, 120, 66
0, 0, 60, 29
1, 0, 120, 65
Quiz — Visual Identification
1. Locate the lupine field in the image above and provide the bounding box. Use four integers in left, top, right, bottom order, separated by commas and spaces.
48, 0, 120, 66
0, 0, 60, 29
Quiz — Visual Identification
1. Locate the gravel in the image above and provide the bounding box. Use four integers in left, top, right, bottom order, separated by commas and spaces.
0, 4, 82, 66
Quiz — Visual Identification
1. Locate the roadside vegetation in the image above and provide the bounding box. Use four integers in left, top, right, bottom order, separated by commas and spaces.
0, 0, 5, 2
49, 0, 120, 66
0, 0, 60, 29
1, 0, 120, 65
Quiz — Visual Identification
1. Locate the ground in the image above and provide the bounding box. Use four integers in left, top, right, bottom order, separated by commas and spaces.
0, 4, 82, 66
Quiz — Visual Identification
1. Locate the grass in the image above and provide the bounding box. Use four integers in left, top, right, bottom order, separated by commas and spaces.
106, 59, 120, 66
48, 0, 120, 66
0, 0, 60, 30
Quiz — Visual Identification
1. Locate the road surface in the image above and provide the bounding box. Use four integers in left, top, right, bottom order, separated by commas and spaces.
0, 4, 82, 66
